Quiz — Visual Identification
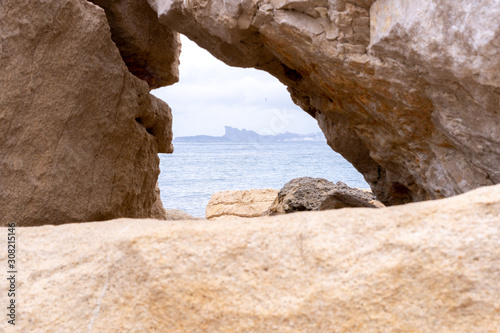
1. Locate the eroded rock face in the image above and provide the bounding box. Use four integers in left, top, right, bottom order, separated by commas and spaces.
148, 0, 500, 205
9, 184, 500, 332
205, 189, 278, 220
89, 0, 180, 89
0, 0, 175, 226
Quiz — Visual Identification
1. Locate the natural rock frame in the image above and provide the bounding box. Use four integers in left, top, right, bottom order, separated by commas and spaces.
147, 0, 500, 205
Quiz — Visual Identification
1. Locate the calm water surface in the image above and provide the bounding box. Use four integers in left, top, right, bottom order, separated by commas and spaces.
159, 141, 369, 217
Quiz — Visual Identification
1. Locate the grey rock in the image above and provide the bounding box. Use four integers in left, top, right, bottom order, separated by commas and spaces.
265, 177, 381, 215
321, 182, 380, 210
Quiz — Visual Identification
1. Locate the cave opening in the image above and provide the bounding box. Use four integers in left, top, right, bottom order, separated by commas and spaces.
152, 35, 369, 217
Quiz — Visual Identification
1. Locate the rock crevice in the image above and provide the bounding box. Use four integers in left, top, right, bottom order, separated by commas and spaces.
87, 0, 181, 89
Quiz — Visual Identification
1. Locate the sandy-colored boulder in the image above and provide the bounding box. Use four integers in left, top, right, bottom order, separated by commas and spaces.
5, 184, 500, 332
148, 0, 500, 205
0, 0, 176, 226
88, 0, 180, 89
205, 189, 278, 219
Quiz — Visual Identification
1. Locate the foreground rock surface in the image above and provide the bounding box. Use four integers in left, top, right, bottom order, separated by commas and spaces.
0, 0, 177, 226
206, 189, 278, 220
266, 177, 381, 215
148, 0, 500, 204
5, 184, 500, 332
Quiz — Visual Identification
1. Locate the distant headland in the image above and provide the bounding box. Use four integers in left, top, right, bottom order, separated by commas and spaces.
174, 126, 326, 142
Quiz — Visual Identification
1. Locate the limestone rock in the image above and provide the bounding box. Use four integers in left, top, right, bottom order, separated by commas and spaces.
206, 189, 278, 219
266, 177, 381, 215
0, 0, 175, 226
88, 0, 180, 89
7, 184, 500, 332
148, 0, 500, 205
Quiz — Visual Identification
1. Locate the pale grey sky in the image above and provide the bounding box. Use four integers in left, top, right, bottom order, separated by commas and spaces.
152, 35, 320, 137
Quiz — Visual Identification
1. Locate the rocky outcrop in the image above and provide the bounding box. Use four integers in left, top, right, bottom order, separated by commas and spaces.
88, 0, 180, 89
148, 0, 500, 205
9, 184, 500, 332
266, 177, 381, 215
0, 0, 177, 226
206, 189, 278, 219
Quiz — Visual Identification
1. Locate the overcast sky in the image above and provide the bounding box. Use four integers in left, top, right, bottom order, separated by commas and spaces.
152, 35, 321, 137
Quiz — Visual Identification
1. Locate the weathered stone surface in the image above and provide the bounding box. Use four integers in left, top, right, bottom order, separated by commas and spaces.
148, 0, 500, 205
266, 177, 381, 215
206, 189, 278, 219
267, 177, 336, 214
5, 184, 500, 332
89, 0, 180, 89
0, 0, 175, 226
320, 181, 383, 209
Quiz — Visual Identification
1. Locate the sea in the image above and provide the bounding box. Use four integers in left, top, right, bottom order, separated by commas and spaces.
158, 141, 370, 218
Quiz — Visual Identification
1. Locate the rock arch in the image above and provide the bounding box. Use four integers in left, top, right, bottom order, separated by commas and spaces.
146, 0, 500, 205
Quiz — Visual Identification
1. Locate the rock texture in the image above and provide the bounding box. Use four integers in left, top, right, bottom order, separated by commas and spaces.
206, 189, 278, 219
148, 0, 500, 205
266, 177, 381, 215
0, 0, 176, 226
5, 184, 500, 332
320, 183, 384, 209
88, 0, 180, 89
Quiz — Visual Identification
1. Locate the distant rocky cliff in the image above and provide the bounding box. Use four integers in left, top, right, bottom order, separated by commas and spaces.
175, 126, 325, 142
